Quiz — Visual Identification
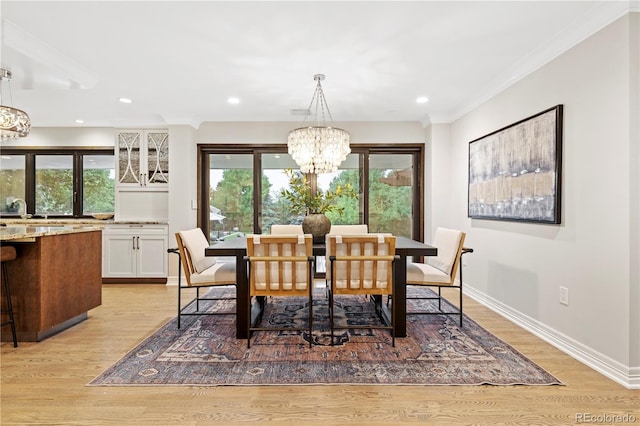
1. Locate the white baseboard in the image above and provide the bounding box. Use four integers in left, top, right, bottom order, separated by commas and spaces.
463, 285, 638, 390
166, 275, 179, 286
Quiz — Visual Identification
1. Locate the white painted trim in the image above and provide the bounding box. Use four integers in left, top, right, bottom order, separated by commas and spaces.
464, 285, 638, 389
166, 275, 180, 286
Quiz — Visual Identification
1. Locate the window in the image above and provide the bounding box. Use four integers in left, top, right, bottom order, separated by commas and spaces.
0, 155, 26, 214
82, 155, 116, 215
198, 144, 423, 241
36, 155, 74, 215
0, 148, 115, 218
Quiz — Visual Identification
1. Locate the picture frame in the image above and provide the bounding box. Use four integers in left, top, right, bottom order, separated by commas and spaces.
468, 105, 563, 224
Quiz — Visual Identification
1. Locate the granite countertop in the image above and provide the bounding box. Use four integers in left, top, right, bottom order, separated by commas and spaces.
0, 219, 167, 226
0, 225, 102, 242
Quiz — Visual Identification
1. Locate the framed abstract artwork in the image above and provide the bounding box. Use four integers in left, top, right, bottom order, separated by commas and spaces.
468, 105, 563, 224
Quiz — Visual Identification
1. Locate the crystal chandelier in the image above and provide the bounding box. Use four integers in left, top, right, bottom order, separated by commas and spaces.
0, 69, 31, 142
287, 74, 350, 174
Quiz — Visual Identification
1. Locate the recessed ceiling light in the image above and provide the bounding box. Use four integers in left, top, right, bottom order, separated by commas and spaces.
227, 97, 240, 104
119, 97, 132, 104
75, 119, 84, 124
416, 96, 429, 104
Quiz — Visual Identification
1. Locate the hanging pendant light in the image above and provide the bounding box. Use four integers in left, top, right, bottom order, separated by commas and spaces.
287, 74, 350, 174
0, 69, 31, 142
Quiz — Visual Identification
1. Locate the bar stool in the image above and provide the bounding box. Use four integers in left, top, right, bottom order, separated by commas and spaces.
1, 245, 18, 347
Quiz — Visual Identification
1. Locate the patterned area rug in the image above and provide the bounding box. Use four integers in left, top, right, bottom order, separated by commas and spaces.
89, 288, 562, 386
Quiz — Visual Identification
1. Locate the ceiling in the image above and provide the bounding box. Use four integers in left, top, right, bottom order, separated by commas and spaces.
0, 1, 633, 129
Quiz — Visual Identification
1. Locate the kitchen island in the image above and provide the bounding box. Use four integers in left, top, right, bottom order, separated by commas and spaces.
1, 225, 102, 342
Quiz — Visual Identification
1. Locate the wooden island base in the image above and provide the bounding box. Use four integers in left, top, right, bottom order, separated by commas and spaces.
1, 229, 102, 342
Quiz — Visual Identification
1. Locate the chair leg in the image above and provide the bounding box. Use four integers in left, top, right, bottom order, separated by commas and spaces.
247, 294, 252, 349
458, 261, 463, 327
390, 289, 395, 348
458, 287, 463, 327
2, 263, 18, 347
308, 281, 313, 349
177, 281, 182, 329
329, 288, 335, 346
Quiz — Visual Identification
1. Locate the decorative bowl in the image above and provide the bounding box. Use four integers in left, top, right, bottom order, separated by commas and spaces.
92, 213, 114, 220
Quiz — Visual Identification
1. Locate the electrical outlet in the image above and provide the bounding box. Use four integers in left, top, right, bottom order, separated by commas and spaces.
559, 286, 569, 306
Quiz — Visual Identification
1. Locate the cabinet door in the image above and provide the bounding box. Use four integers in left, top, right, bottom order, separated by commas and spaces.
146, 132, 169, 186
117, 131, 144, 187
103, 234, 137, 277
136, 234, 168, 277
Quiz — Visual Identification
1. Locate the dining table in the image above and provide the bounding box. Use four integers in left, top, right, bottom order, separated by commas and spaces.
204, 235, 437, 339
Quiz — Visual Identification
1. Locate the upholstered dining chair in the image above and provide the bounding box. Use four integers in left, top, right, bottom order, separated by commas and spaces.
175, 229, 237, 329
328, 224, 368, 235
245, 234, 314, 348
328, 234, 397, 346
405, 227, 473, 326
270, 224, 304, 235
324, 224, 369, 283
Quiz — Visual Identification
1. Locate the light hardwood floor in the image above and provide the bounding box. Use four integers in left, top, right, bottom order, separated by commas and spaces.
1, 284, 638, 425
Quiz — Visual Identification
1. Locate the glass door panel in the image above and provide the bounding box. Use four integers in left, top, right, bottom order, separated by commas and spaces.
260, 152, 300, 234
317, 153, 362, 225
146, 132, 169, 184
209, 154, 254, 241
117, 132, 142, 185
369, 154, 414, 238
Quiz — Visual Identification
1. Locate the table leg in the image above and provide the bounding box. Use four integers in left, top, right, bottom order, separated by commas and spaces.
394, 256, 407, 338
235, 255, 248, 339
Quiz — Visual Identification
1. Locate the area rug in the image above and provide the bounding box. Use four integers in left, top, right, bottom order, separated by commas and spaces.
88, 288, 562, 386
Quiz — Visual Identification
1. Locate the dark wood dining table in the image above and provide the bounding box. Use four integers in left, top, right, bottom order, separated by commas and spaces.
204, 235, 437, 339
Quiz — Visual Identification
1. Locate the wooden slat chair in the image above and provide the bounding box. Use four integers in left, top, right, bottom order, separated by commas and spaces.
245, 234, 314, 348
405, 227, 473, 326
175, 229, 237, 329
324, 224, 369, 288
328, 234, 397, 346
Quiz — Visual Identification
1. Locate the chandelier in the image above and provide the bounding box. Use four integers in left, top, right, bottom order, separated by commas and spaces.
0, 69, 31, 142
287, 74, 350, 174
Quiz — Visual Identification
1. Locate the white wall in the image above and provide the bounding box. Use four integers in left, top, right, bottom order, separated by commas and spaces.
167, 125, 199, 281
3, 127, 114, 147
197, 121, 426, 144
432, 13, 638, 387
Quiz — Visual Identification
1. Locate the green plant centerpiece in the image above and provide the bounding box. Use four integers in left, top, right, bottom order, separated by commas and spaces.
280, 168, 357, 242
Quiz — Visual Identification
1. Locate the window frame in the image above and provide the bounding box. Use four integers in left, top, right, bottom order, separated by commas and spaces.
197, 143, 424, 241
0, 147, 115, 218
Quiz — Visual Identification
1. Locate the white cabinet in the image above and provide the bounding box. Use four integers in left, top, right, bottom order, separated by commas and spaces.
116, 130, 169, 189
102, 224, 168, 278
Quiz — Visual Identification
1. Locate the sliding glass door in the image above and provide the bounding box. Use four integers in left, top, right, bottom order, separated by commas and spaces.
200, 144, 423, 242
260, 152, 301, 233
208, 153, 254, 241
369, 153, 415, 238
